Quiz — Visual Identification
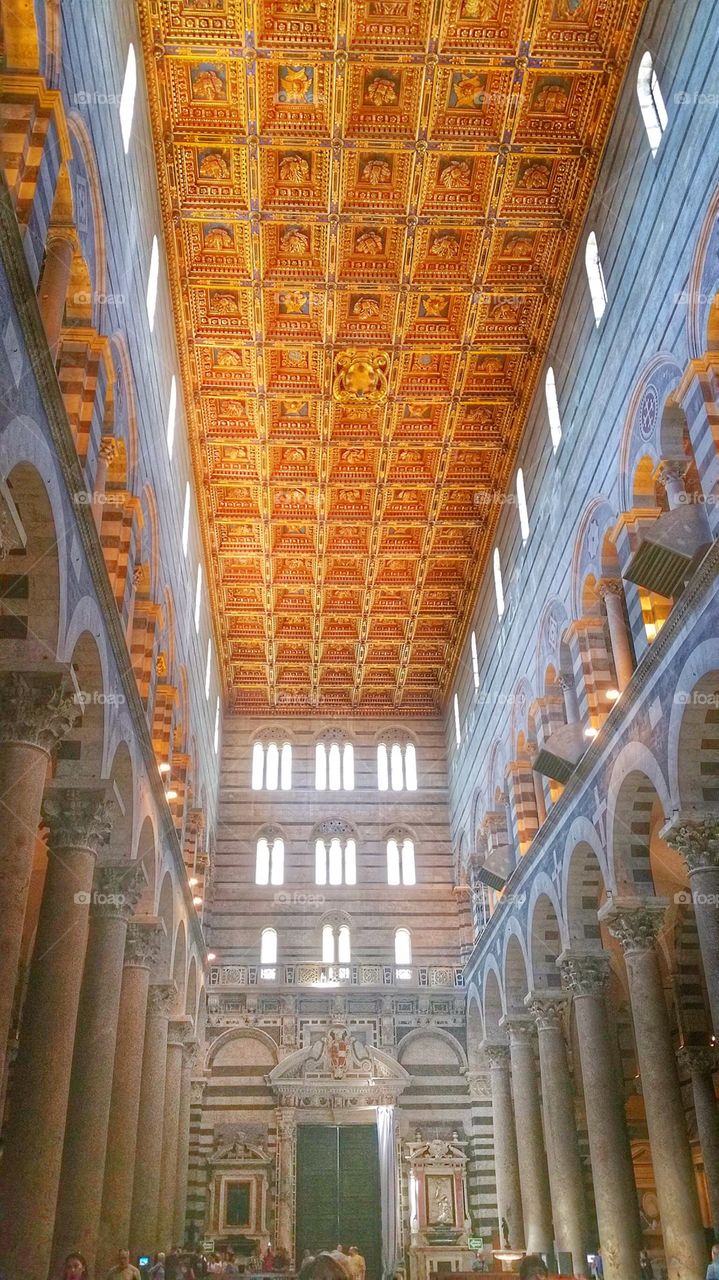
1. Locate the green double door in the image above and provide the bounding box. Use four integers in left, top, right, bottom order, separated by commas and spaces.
295, 1125, 382, 1280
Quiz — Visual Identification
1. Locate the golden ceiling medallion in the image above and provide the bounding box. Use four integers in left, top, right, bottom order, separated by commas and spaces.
332, 350, 390, 404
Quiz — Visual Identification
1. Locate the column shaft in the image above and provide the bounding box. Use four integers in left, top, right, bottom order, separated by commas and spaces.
689, 865, 719, 1037
173, 1045, 195, 1245
600, 584, 635, 691
97, 924, 161, 1275
52, 865, 145, 1271
130, 982, 176, 1254
38, 231, 74, 353
158, 1020, 192, 1251
503, 1020, 553, 1254
560, 955, 642, 1280
526, 996, 587, 1275
0, 790, 110, 1280
601, 900, 707, 1280
276, 1110, 297, 1260
483, 1041, 524, 1249
680, 1053, 719, 1237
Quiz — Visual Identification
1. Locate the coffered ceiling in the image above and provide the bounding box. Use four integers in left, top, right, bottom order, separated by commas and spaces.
137, 0, 645, 715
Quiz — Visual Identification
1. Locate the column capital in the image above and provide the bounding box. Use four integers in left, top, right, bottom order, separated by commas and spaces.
524, 990, 569, 1032
98, 435, 120, 466
91, 861, 148, 920
597, 577, 624, 600
499, 1013, 536, 1044
41, 787, 112, 856
167, 1015, 195, 1050
556, 671, 574, 690
0, 672, 79, 751
466, 1070, 492, 1100
676, 1046, 717, 1076
661, 811, 719, 872
480, 1038, 510, 1067
597, 896, 669, 953
190, 1077, 207, 1105
147, 980, 178, 1020
656, 458, 688, 488
277, 1107, 297, 1139
558, 949, 611, 996
124, 920, 165, 970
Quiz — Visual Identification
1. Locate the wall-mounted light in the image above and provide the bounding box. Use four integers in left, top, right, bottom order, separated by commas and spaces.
193, 895, 203, 907
166, 788, 178, 801
606, 688, 620, 702
207, 951, 216, 963
188, 876, 199, 887
159, 762, 171, 775
584, 726, 598, 740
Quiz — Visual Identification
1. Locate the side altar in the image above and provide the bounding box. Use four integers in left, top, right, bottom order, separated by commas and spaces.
404, 1134, 478, 1280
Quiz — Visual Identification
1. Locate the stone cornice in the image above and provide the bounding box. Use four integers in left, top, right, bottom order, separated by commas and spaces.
0, 176, 206, 961
464, 539, 719, 984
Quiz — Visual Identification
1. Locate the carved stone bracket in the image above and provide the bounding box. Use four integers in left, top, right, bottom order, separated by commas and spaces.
0, 672, 79, 751
597, 896, 669, 953
41, 787, 113, 855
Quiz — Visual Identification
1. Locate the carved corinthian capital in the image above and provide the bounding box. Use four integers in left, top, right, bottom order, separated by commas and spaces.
124, 921, 164, 970
0, 673, 79, 750
42, 787, 113, 855
558, 949, 611, 997
597, 896, 669, 953
499, 1014, 536, 1046
524, 991, 569, 1033
676, 1046, 716, 1077
661, 812, 719, 873
148, 980, 178, 1019
91, 861, 148, 920
481, 1038, 510, 1068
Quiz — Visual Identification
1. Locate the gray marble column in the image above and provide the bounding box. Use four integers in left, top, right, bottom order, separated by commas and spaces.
173, 1039, 199, 1246
482, 1038, 525, 1249
663, 815, 719, 1037
97, 921, 163, 1275
525, 992, 588, 1275
558, 951, 642, 1280
501, 1015, 553, 1255
276, 1107, 297, 1260
677, 1047, 719, 1237
157, 1016, 194, 1250
52, 861, 147, 1271
599, 898, 707, 1280
130, 980, 177, 1254
598, 579, 634, 691
0, 788, 111, 1280
0, 673, 77, 1086
38, 229, 75, 352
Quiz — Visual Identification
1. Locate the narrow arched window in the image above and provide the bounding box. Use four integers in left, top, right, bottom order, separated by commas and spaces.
251, 741, 292, 790
194, 562, 203, 632
315, 836, 356, 886
181, 482, 191, 556
395, 928, 412, 966
255, 836, 284, 886
205, 637, 212, 699
378, 741, 417, 791
316, 740, 355, 790
213, 697, 220, 754
545, 367, 562, 451
251, 741, 264, 790
454, 693, 461, 747
387, 837, 416, 886
119, 44, 137, 153
471, 632, 480, 690
167, 376, 177, 459
493, 547, 504, 619
322, 922, 351, 965
585, 232, 608, 326
260, 927, 277, 978
637, 51, 668, 156
516, 468, 529, 542
146, 235, 160, 332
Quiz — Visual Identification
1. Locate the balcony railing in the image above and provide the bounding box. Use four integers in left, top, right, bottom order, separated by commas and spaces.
207, 962, 465, 989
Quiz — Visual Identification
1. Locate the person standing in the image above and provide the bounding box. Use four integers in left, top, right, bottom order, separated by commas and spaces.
518, 1258, 548, 1280
706, 1244, 719, 1280
106, 1249, 142, 1280
60, 1256, 89, 1280
347, 1246, 365, 1280
150, 1254, 166, 1280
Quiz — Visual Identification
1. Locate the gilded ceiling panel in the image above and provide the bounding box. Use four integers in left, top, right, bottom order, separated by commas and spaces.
138, 0, 646, 714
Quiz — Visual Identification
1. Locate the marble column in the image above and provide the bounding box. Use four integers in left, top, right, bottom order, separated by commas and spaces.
0, 673, 77, 1084
599, 898, 707, 1280
657, 459, 689, 510
130, 980, 177, 1255
598, 579, 635, 691
38, 229, 75, 353
558, 951, 642, 1280
482, 1039, 525, 1249
0, 788, 111, 1280
558, 671, 581, 724
525, 992, 588, 1275
500, 1015, 553, 1255
92, 435, 119, 533
663, 815, 719, 1037
52, 861, 147, 1271
97, 921, 164, 1275
173, 1040, 199, 1246
677, 1048, 719, 1236
276, 1107, 297, 1260
157, 1016, 194, 1250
